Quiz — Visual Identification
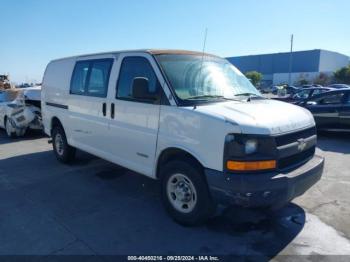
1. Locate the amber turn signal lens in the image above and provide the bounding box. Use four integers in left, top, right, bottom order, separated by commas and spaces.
227, 160, 276, 171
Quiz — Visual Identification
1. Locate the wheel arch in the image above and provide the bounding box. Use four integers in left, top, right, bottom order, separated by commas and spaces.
50, 116, 64, 135
156, 147, 205, 179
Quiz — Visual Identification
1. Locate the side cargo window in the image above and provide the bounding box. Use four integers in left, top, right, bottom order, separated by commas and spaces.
71, 61, 89, 95
70, 59, 113, 97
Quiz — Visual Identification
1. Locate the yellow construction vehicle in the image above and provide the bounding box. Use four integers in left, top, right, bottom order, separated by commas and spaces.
0, 75, 12, 90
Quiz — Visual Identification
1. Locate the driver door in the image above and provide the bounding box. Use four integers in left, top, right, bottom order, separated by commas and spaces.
106, 54, 163, 177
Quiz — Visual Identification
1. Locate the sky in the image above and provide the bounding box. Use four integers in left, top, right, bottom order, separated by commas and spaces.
0, 0, 349, 83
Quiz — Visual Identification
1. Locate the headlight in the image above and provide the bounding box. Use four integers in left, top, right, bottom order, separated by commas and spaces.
245, 139, 258, 155
224, 134, 277, 172
224, 134, 263, 157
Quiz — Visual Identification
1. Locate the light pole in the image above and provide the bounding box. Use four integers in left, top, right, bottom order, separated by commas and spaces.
288, 34, 294, 86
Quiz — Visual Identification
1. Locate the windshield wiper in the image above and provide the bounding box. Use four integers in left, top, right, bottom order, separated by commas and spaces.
187, 95, 241, 102
187, 95, 225, 100
234, 92, 264, 101
234, 92, 261, 97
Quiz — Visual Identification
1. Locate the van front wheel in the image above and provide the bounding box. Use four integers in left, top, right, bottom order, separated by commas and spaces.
160, 160, 215, 226
52, 125, 76, 163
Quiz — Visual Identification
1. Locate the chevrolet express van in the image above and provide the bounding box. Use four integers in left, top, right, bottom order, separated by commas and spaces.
42, 50, 324, 225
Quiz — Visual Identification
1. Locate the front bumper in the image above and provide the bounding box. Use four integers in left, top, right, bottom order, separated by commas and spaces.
10, 106, 42, 130
205, 154, 324, 208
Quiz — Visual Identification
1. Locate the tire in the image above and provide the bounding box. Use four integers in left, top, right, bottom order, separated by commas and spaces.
160, 159, 215, 226
52, 125, 76, 163
16, 127, 26, 137
5, 117, 16, 138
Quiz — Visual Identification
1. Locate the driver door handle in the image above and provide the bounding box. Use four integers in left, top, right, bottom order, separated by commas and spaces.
102, 103, 106, 117
111, 103, 115, 119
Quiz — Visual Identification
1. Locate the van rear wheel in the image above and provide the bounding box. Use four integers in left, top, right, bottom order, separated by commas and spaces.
52, 125, 76, 163
160, 159, 215, 226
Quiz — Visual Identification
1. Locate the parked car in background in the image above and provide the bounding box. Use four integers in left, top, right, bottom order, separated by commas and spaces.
272, 85, 299, 96
16, 83, 41, 89
259, 85, 277, 94
264, 85, 300, 98
328, 84, 350, 89
300, 84, 323, 89
273, 87, 332, 104
42, 49, 324, 225
300, 89, 350, 131
285, 85, 300, 95
0, 86, 42, 137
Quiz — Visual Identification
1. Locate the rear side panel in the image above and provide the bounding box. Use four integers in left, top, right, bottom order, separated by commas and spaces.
41, 58, 76, 136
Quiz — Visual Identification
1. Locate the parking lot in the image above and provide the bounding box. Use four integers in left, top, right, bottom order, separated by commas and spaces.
0, 130, 349, 259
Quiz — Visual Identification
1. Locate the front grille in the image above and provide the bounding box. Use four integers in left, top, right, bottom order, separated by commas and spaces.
275, 126, 316, 147
278, 146, 315, 170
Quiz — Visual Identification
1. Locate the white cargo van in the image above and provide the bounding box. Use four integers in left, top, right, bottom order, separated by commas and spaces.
42, 50, 324, 225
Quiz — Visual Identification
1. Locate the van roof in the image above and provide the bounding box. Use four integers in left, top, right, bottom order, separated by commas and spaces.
50, 49, 219, 62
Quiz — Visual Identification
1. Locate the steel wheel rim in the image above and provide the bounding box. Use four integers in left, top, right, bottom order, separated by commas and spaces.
166, 173, 197, 213
55, 133, 64, 156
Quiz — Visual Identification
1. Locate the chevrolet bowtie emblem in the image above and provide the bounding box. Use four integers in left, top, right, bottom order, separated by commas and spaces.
297, 138, 307, 152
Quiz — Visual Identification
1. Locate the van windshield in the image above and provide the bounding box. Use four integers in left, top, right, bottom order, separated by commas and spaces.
155, 54, 261, 104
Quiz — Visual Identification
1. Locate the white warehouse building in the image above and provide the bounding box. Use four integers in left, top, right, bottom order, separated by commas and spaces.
227, 49, 349, 86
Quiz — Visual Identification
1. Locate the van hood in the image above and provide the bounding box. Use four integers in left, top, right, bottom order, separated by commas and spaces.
194, 99, 315, 135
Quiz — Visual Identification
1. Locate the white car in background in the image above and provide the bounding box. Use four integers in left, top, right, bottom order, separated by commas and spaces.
0, 86, 42, 138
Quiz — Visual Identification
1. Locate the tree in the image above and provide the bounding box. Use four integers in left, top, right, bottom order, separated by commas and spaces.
295, 72, 316, 86
314, 72, 331, 86
245, 71, 262, 87
297, 78, 309, 86
334, 65, 350, 84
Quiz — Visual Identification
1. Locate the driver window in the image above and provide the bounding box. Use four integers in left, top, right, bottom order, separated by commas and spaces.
116, 56, 161, 104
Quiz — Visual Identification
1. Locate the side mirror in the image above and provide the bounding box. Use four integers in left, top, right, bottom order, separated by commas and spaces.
306, 101, 317, 106
132, 77, 158, 102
